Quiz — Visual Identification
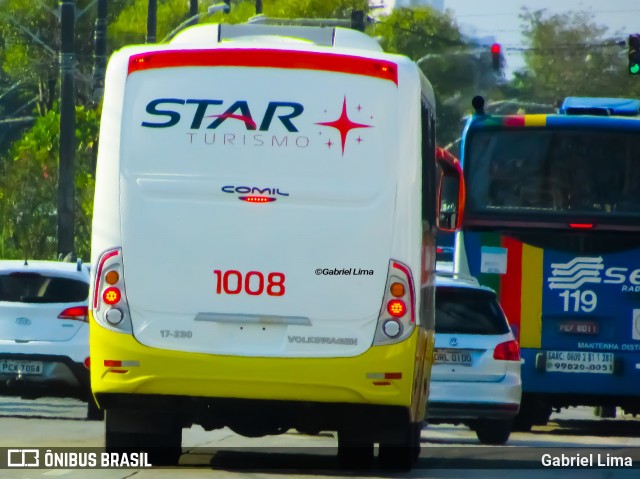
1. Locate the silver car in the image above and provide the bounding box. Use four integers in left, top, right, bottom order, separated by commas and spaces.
427, 272, 522, 445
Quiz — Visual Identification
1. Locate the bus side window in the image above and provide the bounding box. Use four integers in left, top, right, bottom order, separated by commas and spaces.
421, 98, 436, 229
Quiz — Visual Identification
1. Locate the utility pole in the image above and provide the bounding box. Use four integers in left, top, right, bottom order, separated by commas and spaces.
58, 0, 76, 259
185, 0, 199, 28
92, 0, 107, 104
255, 0, 262, 14
146, 0, 157, 43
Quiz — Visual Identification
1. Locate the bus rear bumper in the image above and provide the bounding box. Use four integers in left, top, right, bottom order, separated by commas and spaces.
90, 318, 433, 423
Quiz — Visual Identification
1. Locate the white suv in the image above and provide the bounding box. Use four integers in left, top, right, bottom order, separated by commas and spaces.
427, 271, 521, 445
0, 260, 102, 420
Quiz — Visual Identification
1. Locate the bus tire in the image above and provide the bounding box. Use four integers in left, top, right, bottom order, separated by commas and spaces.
105, 410, 183, 466
594, 406, 616, 419
337, 432, 374, 469
378, 422, 421, 471
86, 397, 104, 421
475, 419, 512, 445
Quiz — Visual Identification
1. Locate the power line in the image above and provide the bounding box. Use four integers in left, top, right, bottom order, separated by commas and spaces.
455, 9, 640, 18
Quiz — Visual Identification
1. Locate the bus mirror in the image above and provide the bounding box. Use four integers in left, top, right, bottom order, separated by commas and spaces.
437, 172, 464, 232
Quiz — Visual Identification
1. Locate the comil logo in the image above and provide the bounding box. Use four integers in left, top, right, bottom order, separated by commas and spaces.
547, 257, 604, 290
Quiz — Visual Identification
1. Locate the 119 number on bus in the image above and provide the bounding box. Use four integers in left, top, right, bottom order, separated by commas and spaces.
558, 289, 597, 313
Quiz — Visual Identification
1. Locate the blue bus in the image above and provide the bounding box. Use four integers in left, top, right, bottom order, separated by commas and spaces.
455, 96, 640, 430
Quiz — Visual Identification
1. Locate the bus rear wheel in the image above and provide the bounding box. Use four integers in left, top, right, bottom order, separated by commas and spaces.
105, 410, 183, 466
337, 432, 374, 469
378, 422, 422, 471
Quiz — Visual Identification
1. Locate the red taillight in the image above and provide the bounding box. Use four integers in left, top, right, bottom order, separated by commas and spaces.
104, 360, 122, 367
84, 357, 91, 369
569, 223, 594, 229
493, 340, 520, 361
387, 299, 406, 317
58, 306, 88, 322
102, 287, 121, 305
391, 261, 415, 324
239, 196, 276, 203
94, 249, 119, 308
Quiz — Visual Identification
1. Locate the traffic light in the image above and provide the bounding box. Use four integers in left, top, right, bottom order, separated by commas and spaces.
490, 43, 501, 71
629, 34, 640, 75
351, 10, 365, 32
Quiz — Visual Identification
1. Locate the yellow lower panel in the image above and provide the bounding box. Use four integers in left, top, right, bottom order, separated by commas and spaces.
90, 315, 430, 411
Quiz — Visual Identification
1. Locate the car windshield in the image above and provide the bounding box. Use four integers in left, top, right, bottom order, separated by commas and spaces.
0, 272, 88, 303
435, 286, 509, 335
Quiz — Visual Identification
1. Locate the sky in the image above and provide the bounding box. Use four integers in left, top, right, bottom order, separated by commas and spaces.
384, 0, 640, 75
443, 0, 640, 73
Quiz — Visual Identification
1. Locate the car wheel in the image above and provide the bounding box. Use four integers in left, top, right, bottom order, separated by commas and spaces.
475, 419, 512, 445
86, 398, 104, 421
378, 422, 422, 471
105, 410, 182, 466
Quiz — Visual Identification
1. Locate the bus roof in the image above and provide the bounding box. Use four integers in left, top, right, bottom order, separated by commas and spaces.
560, 97, 640, 116
467, 113, 640, 131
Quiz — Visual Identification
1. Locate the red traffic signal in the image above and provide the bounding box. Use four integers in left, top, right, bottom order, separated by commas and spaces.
490, 43, 501, 71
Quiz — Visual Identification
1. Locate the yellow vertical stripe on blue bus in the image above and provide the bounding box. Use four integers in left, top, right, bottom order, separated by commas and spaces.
524, 115, 548, 127
520, 243, 543, 348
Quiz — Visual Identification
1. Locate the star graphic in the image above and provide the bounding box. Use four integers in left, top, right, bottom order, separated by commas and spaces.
316, 97, 372, 155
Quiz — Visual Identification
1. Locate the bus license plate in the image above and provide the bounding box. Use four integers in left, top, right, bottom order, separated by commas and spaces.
434, 349, 473, 366
0, 360, 43, 375
545, 351, 614, 374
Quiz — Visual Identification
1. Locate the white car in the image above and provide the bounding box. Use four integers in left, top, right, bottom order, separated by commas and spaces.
0, 260, 102, 420
427, 271, 521, 445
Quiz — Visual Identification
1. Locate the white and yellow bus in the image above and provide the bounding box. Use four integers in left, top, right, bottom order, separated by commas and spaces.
90, 22, 462, 469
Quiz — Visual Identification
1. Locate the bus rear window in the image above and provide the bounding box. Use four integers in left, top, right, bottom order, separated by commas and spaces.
465, 129, 640, 217
435, 287, 510, 335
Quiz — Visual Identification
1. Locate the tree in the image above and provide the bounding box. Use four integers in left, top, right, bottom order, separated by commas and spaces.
515, 9, 640, 106
0, 105, 99, 260
371, 7, 503, 145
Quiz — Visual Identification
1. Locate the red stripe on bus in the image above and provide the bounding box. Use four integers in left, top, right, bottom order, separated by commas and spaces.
503, 115, 525, 127
127, 49, 399, 85
500, 236, 522, 340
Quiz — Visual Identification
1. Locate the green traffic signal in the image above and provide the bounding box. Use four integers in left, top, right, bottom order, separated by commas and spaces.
630, 34, 640, 75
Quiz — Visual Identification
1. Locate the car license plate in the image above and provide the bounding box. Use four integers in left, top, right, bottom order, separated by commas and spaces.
0, 360, 43, 375
433, 348, 473, 366
545, 350, 614, 374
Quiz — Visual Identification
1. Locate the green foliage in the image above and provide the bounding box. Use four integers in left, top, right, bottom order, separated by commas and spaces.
373, 7, 461, 61
372, 7, 503, 145
0, 106, 99, 260
264, 0, 368, 19
109, 0, 198, 48
515, 9, 640, 107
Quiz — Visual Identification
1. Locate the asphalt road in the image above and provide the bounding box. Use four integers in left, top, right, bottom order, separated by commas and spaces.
0, 397, 639, 478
